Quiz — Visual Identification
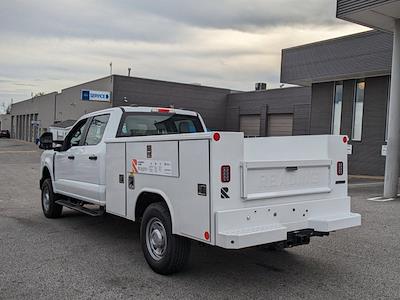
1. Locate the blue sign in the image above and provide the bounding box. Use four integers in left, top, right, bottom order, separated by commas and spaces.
81, 90, 111, 102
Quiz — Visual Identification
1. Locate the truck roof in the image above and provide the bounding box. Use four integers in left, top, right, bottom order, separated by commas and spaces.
81, 106, 199, 119
121, 106, 198, 116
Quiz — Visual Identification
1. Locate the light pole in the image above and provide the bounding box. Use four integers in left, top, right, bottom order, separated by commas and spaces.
384, 19, 400, 198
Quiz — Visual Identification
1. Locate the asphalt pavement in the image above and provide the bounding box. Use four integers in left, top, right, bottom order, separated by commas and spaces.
0, 138, 399, 299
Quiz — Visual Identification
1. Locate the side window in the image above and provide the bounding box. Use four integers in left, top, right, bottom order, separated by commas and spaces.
352, 79, 365, 141
65, 119, 88, 149
84, 114, 110, 146
332, 81, 343, 135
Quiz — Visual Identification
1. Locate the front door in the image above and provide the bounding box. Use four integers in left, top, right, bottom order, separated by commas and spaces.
54, 118, 89, 197
54, 114, 110, 204
73, 114, 110, 203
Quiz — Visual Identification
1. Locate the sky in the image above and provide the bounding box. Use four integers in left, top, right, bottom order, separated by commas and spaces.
0, 0, 368, 112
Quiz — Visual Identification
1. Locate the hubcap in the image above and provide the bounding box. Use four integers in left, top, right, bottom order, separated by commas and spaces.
42, 186, 50, 212
146, 217, 167, 261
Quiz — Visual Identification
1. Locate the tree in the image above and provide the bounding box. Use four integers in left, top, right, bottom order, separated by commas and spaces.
33, 92, 45, 98
5, 103, 11, 114
0, 102, 11, 114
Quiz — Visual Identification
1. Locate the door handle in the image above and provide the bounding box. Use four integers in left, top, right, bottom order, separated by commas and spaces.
68, 155, 75, 160
286, 166, 298, 172
89, 155, 98, 161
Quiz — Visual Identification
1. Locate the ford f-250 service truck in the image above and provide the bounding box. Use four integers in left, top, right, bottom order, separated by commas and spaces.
39, 106, 361, 274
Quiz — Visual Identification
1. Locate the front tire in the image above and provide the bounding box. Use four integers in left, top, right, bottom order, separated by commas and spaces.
140, 202, 191, 275
41, 178, 62, 218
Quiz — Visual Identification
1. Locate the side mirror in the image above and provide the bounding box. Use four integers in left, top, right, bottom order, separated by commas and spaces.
39, 132, 54, 150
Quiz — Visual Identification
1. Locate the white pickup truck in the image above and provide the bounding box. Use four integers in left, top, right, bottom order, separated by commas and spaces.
39, 106, 361, 274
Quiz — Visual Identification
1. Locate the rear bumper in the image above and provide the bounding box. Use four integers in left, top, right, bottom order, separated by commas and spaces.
308, 212, 361, 232
215, 198, 361, 249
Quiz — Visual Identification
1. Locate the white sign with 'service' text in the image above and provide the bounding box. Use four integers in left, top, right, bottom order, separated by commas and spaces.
81, 90, 111, 102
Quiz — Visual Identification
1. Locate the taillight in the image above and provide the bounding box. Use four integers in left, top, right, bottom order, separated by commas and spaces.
221, 165, 231, 182
337, 161, 344, 176
152, 107, 173, 113
213, 132, 220, 141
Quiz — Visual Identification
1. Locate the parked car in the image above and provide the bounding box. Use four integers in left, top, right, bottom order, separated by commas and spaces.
39, 106, 361, 274
0, 130, 10, 138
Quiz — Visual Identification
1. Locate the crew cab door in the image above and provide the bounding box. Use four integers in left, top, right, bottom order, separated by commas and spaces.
54, 114, 110, 204
54, 118, 88, 196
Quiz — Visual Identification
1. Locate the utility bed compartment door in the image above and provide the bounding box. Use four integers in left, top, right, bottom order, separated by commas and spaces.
105, 142, 126, 216
241, 159, 332, 200
178, 140, 210, 240
124, 139, 210, 242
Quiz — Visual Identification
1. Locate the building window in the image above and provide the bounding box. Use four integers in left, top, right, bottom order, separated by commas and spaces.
385, 78, 391, 141
332, 81, 343, 135
352, 79, 365, 141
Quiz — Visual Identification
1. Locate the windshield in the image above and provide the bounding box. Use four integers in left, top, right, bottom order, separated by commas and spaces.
117, 113, 204, 137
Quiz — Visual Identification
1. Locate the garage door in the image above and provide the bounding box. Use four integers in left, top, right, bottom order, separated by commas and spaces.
267, 114, 293, 136
240, 115, 260, 137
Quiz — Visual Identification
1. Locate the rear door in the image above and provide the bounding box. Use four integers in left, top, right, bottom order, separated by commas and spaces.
241, 136, 335, 201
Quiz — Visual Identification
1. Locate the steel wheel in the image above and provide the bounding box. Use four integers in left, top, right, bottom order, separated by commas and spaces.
41, 178, 62, 218
146, 217, 168, 261
42, 185, 50, 212
141, 202, 191, 274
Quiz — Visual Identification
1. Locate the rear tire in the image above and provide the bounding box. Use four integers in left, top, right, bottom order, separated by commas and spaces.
140, 202, 191, 275
41, 178, 62, 218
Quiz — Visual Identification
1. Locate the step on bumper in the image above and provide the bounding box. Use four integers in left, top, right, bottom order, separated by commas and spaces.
216, 213, 361, 249
218, 224, 287, 249
308, 212, 361, 232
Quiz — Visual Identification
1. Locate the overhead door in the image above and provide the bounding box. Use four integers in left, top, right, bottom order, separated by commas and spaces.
240, 115, 261, 137
267, 114, 293, 136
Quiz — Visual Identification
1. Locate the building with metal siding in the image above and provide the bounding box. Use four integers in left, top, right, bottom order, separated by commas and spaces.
281, 30, 393, 85
225, 87, 311, 137
9, 75, 310, 142
54, 76, 113, 123
281, 30, 393, 176
335, 0, 400, 196
337, 0, 395, 16
337, 0, 400, 32
11, 92, 57, 142
112, 75, 231, 131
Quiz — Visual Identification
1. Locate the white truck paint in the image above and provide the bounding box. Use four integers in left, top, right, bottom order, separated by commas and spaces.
39, 106, 361, 274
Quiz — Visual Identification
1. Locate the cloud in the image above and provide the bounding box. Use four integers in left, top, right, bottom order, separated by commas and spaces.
0, 0, 188, 42
1, 0, 350, 40
0, 0, 367, 110
121, 0, 340, 30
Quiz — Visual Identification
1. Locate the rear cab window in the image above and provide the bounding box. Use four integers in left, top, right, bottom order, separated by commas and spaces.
117, 113, 204, 137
